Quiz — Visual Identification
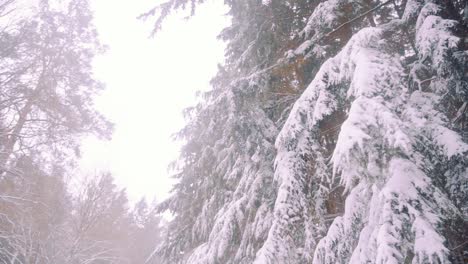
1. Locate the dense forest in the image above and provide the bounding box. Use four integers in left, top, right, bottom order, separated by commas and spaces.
0, 0, 162, 263
0, 0, 467, 263
148, 0, 468, 263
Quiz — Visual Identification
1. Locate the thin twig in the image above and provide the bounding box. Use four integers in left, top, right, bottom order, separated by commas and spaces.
420, 77, 436, 85
326, 0, 394, 38
450, 240, 468, 251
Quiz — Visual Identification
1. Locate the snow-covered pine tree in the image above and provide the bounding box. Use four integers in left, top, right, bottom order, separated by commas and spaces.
149, 1, 318, 263
258, 0, 468, 263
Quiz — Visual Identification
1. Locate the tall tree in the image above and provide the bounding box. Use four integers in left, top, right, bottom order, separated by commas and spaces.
0, 0, 112, 174
128, 198, 164, 264
146, 1, 320, 263
259, 0, 468, 263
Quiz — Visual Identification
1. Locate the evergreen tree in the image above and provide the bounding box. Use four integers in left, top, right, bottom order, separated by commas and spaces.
259, 0, 468, 263
129, 198, 164, 264
148, 1, 319, 263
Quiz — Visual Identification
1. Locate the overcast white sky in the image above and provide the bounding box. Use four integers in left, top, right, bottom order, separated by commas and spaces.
80, 0, 228, 202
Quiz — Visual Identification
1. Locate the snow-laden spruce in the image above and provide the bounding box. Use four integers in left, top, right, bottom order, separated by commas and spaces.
154, 2, 319, 263
157, 80, 278, 264
257, 1, 468, 263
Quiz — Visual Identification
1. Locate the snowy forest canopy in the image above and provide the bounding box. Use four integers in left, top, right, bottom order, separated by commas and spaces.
148, 0, 468, 263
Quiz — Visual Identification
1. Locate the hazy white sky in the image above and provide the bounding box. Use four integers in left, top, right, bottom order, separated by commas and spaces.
80, 0, 228, 202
